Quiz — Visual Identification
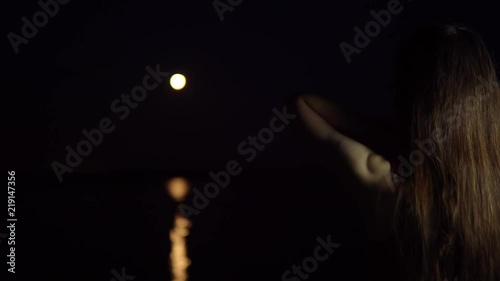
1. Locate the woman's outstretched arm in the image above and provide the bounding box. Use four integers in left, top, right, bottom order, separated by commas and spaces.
296, 94, 394, 191
297, 94, 398, 241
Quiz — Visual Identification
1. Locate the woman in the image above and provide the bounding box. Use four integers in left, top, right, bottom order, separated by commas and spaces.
297, 25, 500, 281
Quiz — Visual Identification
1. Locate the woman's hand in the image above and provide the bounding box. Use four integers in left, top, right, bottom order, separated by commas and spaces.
296, 94, 397, 241
296, 94, 394, 192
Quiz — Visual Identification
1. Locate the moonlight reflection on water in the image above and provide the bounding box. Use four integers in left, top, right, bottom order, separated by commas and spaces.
166, 177, 191, 281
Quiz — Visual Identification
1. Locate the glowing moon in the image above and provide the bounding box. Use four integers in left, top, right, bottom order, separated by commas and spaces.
170, 74, 186, 90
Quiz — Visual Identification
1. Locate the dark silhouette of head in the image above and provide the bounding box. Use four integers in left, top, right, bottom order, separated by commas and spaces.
392, 25, 500, 281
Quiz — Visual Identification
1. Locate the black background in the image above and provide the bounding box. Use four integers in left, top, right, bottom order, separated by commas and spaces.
3, 0, 500, 280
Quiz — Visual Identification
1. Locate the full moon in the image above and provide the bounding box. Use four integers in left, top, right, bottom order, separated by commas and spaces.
170, 73, 186, 90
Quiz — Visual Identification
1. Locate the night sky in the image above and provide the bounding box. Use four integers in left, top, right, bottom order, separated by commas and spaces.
3, 0, 500, 280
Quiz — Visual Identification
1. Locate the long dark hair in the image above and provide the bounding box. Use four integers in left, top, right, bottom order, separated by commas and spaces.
393, 25, 500, 281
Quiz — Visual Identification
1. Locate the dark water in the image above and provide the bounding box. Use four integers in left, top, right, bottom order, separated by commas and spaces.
14, 168, 402, 281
